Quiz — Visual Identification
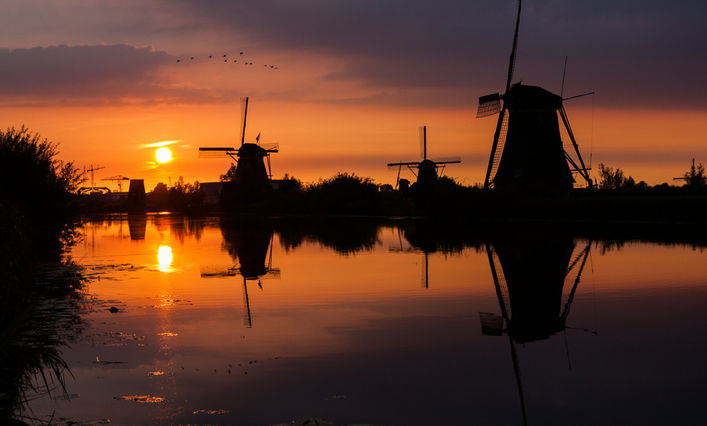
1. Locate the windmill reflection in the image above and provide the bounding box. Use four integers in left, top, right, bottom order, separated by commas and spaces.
201, 219, 280, 327
390, 227, 433, 289
480, 236, 592, 425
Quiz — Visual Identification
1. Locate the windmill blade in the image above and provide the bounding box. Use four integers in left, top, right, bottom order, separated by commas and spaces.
264, 269, 281, 279
260, 143, 279, 152
387, 161, 420, 167
240, 96, 249, 147
477, 93, 502, 118
505, 0, 523, 93
431, 156, 462, 164
419, 125, 427, 160
198, 147, 238, 158
200, 265, 238, 277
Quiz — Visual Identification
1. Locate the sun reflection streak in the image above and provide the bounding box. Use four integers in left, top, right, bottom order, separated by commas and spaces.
157, 245, 173, 272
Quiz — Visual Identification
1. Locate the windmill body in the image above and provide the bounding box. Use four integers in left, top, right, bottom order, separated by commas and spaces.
232, 143, 272, 190
493, 84, 574, 192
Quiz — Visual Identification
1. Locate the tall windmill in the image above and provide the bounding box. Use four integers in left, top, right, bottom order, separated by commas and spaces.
477, 0, 592, 191
387, 126, 461, 187
199, 97, 279, 191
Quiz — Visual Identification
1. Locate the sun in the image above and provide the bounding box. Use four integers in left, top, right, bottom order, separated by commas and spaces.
155, 147, 172, 163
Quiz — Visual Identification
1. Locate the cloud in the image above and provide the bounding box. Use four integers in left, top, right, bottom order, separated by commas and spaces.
171, 0, 707, 108
0, 44, 232, 105
140, 140, 179, 149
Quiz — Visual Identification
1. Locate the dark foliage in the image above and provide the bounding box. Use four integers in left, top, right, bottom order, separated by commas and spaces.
146, 180, 203, 212
0, 126, 81, 257
682, 160, 706, 187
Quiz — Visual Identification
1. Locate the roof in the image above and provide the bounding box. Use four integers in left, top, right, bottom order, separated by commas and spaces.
504, 84, 563, 110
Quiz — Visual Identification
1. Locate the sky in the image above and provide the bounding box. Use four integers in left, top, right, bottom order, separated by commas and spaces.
0, 0, 705, 190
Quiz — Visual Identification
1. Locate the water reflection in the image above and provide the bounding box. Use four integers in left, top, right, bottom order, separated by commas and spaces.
127, 213, 147, 240
201, 218, 280, 326
1, 261, 87, 422
157, 245, 173, 272
482, 236, 592, 343
19, 216, 707, 425
479, 234, 593, 425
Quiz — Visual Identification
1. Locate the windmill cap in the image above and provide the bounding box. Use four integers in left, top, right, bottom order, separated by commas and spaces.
505, 84, 562, 110
237, 142, 269, 158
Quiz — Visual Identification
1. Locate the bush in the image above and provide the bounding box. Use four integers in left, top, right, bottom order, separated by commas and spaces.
597, 163, 635, 190
0, 126, 81, 257
682, 159, 706, 187
306, 173, 380, 215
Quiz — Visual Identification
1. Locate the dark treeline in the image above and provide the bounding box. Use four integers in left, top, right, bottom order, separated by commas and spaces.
0, 127, 87, 422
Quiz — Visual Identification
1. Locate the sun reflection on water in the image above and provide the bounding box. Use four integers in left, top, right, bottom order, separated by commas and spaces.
157, 245, 173, 272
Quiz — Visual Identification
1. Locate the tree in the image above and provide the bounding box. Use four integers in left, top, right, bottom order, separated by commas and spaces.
0, 126, 81, 256
220, 164, 237, 182
598, 163, 635, 190
682, 159, 706, 187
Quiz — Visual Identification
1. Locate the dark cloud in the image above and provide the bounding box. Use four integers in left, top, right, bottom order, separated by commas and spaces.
0, 44, 191, 104
173, 0, 707, 108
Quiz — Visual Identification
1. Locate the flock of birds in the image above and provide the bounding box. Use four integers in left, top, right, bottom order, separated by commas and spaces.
175, 52, 279, 70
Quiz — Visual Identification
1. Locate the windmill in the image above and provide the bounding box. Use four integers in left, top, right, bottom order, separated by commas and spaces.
199, 97, 279, 198
477, 0, 592, 192
200, 220, 280, 327
387, 126, 461, 188
479, 236, 593, 425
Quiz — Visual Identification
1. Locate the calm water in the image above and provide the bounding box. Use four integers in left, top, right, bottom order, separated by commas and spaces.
24, 214, 707, 425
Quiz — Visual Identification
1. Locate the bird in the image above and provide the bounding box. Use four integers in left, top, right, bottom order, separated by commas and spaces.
233, 59, 237, 63
240, 51, 244, 55
223, 54, 227, 57
190, 57, 194, 60
176, 59, 180, 62
208, 55, 212, 59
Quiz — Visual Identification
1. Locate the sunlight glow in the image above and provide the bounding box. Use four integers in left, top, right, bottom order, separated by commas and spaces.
155, 147, 172, 163
157, 245, 173, 272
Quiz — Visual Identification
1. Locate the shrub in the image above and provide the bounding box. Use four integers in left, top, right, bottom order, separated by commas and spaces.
0, 126, 81, 256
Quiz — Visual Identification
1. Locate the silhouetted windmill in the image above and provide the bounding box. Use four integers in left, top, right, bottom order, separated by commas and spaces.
477, 0, 592, 192
199, 97, 279, 199
387, 126, 461, 188
479, 236, 593, 425
200, 225, 280, 327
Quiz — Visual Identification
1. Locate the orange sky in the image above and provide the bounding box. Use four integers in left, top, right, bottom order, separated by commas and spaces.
2, 100, 704, 190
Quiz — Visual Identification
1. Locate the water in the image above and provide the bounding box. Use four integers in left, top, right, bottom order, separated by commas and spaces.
22, 214, 707, 425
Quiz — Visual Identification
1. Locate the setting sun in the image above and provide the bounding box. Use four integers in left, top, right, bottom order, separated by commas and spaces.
155, 147, 172, 163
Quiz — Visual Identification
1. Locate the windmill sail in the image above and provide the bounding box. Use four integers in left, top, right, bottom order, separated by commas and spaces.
477, 93, 502, 118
